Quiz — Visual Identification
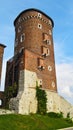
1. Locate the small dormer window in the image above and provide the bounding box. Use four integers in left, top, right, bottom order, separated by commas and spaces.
38, 58, 45, 70
20, 33, 25, 42
42, 46, 50, 57
38, 23, 42, 29
38, 13, 42, 18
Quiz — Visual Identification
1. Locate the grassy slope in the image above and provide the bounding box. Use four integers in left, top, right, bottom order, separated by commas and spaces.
0, 114, 73, 130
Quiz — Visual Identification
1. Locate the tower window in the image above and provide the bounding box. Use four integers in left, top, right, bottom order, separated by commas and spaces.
46, 40, 51, 45
48, 66, 52, 71
18, 26, 22, 33
49, 30, 52, 35
43, 33, 49, 41
20, 33, 25, 42
38, 58, 45, 70
49, 20, 52, 25
43, 33, 51, 45
52, 81, 55, 88
42, 46, 50, 57
38, 13, 42, 18
38, 79, 42, 87
38, 23, 42, 29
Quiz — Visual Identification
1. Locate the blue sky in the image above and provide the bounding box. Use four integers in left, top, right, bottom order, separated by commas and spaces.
0, 0, 73, 105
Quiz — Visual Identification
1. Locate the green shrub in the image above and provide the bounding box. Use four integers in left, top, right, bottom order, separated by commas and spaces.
66, 112, 73, 123
47, 112, 63, 118
36, 86, 47, 115
67, 112, 70, 118
65, 118, 73, 123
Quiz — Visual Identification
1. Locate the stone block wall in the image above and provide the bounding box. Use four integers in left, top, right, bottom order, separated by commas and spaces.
9, 69, 73, 118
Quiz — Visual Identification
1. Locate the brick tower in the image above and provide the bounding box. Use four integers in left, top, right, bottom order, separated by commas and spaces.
0, 43, 6, 107
0, 43, 6, 84
5, 8, 57, 114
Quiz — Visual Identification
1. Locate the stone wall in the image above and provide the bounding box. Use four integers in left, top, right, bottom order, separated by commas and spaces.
9, 69, 73, 118
46, 91, 73, 118
0, 109, 14, 115
9, 69, 38, 114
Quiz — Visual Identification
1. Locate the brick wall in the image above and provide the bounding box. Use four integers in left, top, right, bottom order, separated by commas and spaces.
14, 9, 57, 92
0, 44, 6, 83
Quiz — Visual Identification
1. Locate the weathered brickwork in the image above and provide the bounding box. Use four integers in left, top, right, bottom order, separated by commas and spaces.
5, 9, 57, 92
12, 8, 57, 92
5, 8, 57, 113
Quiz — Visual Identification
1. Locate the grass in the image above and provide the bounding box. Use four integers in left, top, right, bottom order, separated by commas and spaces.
0, 114, 73, 130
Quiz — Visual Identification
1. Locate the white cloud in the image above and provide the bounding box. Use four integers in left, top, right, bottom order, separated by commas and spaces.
54, 38, 73, 105
56, 63, 73, 104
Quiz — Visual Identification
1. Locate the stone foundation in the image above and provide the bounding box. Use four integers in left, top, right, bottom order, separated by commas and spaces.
46, 91, 73, 118
0, 109, 14, 115
9, 69, 73, 118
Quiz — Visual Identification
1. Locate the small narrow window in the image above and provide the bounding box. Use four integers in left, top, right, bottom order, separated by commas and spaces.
43, 33, 49, 41
38, 13, 42, 18
42, 46, 50, 57
49, 30, 52, 35
19, 47, 24, 53
46, 40, 51, 45
52, 81, 55, 88
43, 33, 51, 45
48, 66, 52, 71
20, 33, 25, 42
49, 20, 52, 25
38, 23, 42, 29
18, 26, 22, 33
38, 58, 45, 70
38, 79, 42, 87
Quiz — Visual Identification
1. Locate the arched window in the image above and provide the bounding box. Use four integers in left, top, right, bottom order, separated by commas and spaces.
20, 33, 25, 42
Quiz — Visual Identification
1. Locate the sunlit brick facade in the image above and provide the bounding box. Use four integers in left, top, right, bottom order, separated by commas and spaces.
4, 9, 59, 114
5, 8, 57, 92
